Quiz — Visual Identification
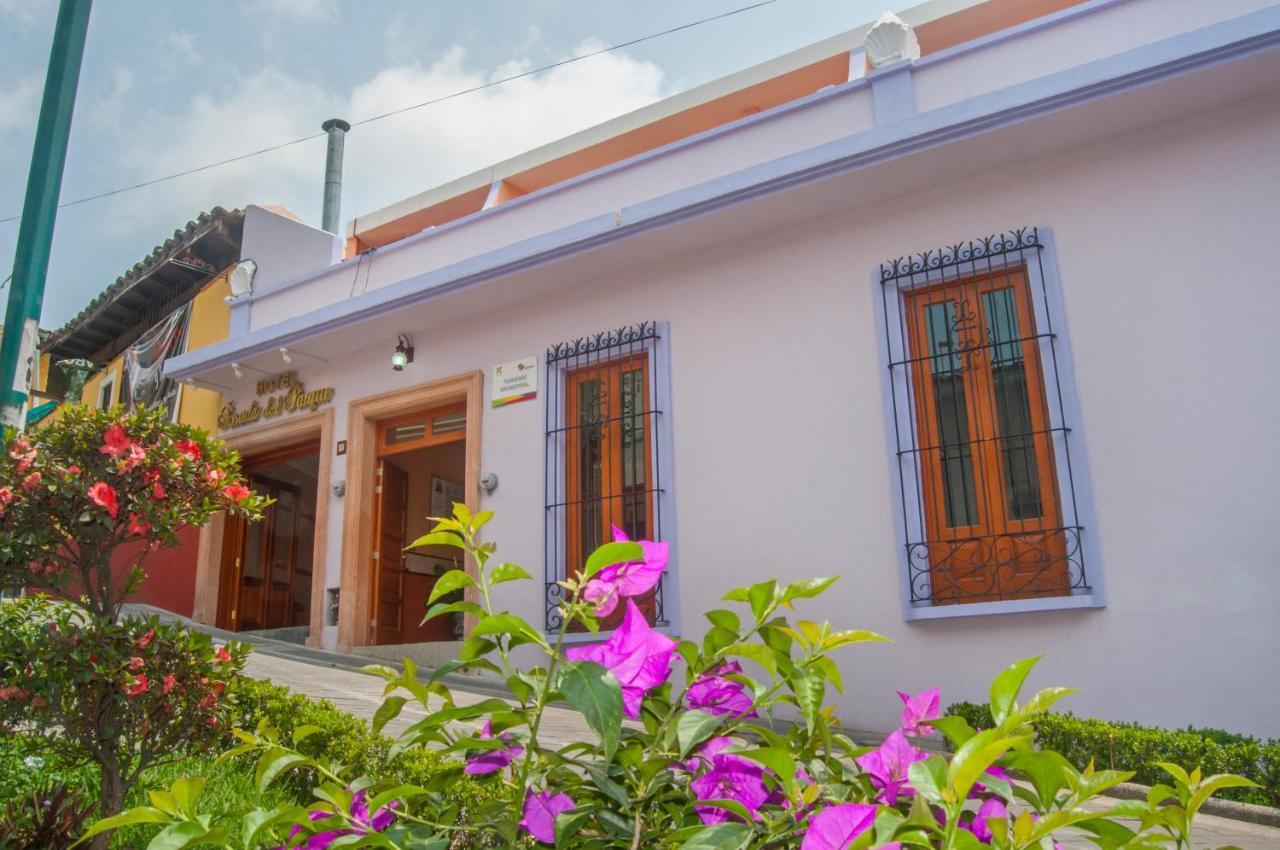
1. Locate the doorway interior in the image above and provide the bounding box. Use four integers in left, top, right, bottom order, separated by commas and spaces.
216, 441, 320, 638
368, 402, 468, 646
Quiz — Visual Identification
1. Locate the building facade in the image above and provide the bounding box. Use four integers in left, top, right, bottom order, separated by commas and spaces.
168, 0, 1280, 737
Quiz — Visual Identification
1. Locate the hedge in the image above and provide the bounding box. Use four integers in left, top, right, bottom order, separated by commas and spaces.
946, 702, 1280, 808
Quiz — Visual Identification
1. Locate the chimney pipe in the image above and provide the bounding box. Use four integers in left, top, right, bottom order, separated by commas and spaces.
320, 118, 350, 234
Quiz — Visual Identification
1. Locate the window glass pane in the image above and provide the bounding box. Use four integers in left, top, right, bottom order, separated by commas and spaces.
577, 379, 604, 561
620, 368, 647, 540
925, 301, 979, 528
431, 410, 466, 435
384, 421, 427, 446
983, 288, 1043, 521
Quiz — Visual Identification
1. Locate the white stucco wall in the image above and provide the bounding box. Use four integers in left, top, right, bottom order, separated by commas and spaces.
218, 85, 1280, 737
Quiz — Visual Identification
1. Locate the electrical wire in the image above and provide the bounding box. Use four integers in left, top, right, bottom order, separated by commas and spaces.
0, 0, 785, 224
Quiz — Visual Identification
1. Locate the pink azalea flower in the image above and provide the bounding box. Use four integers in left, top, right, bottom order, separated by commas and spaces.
128, 514, 151, 536
20, 472, 40, 491
896, 687, 941, 736
685, 661, 757, 718
174, 439, 201, 462
0, 486, 13, 510
801, 803, 878, 850
519, 789, 575, 844
565, 598, 675, 718
464, 719, 524, 775
100, 425, 134, 458
87, 482, 119, 519
221, 483, 252, 503
690, 751, 771, 825
119, 443, 147, 473
856, 729, 925, 805
10, 437, 36, 474
124, 674, 149, 698
581, 525, 667, 617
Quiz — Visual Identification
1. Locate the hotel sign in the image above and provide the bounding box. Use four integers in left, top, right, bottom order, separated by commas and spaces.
218, 371, 334, 429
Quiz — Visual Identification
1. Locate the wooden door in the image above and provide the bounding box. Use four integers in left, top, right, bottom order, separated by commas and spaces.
264, 483, 302, 629
904, 268, 1067, 602
216, 513, 247, 630
370, 460, 409, 645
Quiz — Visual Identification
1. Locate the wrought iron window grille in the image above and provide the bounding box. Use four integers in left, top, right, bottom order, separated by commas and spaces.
879, 228, 1090, 607
544, 321, 669, 631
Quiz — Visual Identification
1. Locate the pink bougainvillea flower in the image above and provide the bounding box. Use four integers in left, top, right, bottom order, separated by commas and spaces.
685, 661, 757, 718
581, 525, 668, 617
174, 439, 201, 462
968, 797, 1007, 843
856, 729, 925, 805
690, 750, 772, 825
464, 718, 524, 775
127, 514, 152, 536
87, 481, 119, 519
565, 598, 675, 718
519, 789, 575, 845
282, 789, 397, 850
124, 674, 149, 698
221, 483, 252, 503
20, 472, 40, 491
896, 687, 941, 736
100, 424, 134, 458
801, 803, 878, 850
971, 765, 1010, 799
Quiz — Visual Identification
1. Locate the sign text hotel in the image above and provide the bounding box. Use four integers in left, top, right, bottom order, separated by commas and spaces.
218, 371, 335, 429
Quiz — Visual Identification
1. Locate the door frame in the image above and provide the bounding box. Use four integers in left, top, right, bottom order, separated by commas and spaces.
338, 370, 483, 652
193, 408, 335, 646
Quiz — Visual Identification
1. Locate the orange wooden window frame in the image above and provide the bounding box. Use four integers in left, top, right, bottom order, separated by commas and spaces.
903, 266, 1067, 599
563, 353, 655, 582
376, 402, 467, 457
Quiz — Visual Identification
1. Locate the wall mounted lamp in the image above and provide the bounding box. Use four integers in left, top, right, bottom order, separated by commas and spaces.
279, 347, 293, 364
231, 362, 243, 379
392, 335, 415, 371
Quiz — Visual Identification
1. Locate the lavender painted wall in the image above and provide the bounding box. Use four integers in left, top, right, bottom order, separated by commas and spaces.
214, 85, 1280, 736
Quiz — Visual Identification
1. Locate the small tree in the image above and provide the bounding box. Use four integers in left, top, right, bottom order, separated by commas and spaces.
0, 405, 265, 849
0, 404, 265, 618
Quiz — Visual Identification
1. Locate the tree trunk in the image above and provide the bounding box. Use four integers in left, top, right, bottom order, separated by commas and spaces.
91, 757, 126, 850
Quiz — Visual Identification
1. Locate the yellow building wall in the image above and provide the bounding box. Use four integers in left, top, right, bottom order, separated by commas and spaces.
32, 271, 232, 434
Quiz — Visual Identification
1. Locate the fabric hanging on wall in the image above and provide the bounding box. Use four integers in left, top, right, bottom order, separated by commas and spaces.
123, 302, 191, 418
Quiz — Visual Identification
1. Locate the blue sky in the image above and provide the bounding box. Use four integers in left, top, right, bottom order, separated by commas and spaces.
0, 0, 908, 329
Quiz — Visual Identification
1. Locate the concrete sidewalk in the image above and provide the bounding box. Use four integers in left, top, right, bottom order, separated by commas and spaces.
239, 650, 1280, 850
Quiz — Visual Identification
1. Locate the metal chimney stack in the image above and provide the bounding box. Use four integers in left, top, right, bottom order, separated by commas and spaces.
320, 118, 350, 234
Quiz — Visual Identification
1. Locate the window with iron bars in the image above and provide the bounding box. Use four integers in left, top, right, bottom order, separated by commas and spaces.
544, 321, 671, 631
880, 228, 1090, 608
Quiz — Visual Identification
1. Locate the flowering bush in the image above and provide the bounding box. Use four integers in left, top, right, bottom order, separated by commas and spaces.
0, 405, 267, 618
0, 597, 245, 845
108, 506, 1255, 849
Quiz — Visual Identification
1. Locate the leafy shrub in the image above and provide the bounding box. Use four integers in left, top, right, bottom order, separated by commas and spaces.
0, 782, 95, 850
946, 701, 1279, 808
106, 506, 1259, 850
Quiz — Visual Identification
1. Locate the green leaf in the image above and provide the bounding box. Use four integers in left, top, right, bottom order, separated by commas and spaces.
675, 821, 754, 850
735, 748, 796, 783
747, 580, 778, 621
408, 530, 463, 550
255, 747, 312, 793
1005, 750, 1073, 808
74, 807, 171, 844
989, 656, 1040, 725
169, 777, 204, 816
145, 821, 227, 850
931, 715, 977, 749
947, 730, 1026, 801
907, 754, 948, 805
583, 541, 643, 579
473, 613, 549, 648
791, 668, 825, 734
677, 710, 724, 758
428, 569, 475, 604
372, 696, 408, 735
490, 562, 532, 584
781, 576, 838, 603
558, 660, 623, 761
705, 609, 740, 633
291, 724, 324, 745
424, 599, 486, 623
718, 642, 777, 675
822, 629, 891, 650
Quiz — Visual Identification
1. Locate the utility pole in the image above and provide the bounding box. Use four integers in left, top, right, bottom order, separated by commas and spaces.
0, 0, 93, 431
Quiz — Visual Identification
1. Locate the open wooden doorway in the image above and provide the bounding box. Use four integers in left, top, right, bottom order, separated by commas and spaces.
339, 371, 482, 652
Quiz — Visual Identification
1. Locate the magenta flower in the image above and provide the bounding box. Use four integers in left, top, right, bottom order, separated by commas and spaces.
801, 803, 878, 850
464, 718, 524, 775
896, 687, 941, 736
519, 789, 576, 844
566, 598, 675, 718
855, 729, 925, 805
281, 789, 395, 849
685, 661, 757, 718
690, 752, 771, 825
970, 765, 1010, 799
969, 797, 1007, 843
581, 525, 667, 617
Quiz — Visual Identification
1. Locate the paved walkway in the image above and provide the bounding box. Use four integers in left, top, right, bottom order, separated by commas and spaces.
241, 652, 1280, 850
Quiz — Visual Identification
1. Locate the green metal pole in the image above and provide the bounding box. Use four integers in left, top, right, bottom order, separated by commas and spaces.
0, 0, 93, 430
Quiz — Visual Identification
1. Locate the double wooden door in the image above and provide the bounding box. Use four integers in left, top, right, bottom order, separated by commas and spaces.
218, 475, 308, 631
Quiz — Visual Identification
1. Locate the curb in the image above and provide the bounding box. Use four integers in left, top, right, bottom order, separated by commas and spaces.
1104, 782, 1280, 829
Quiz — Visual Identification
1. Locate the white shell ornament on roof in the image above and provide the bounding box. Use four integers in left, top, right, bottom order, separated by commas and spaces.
864, 11, 920, 69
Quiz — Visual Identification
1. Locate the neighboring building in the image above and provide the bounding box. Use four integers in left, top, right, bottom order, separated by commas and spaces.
32, 207, 245, 615
168, 0, 1280, 737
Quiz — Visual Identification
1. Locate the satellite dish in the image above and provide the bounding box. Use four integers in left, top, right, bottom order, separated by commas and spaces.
227, 259, 257, 300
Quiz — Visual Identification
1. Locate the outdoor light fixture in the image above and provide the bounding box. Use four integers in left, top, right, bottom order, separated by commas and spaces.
279, 347, 292, 364
231, 362, 243, 379
391, 335, 414, 371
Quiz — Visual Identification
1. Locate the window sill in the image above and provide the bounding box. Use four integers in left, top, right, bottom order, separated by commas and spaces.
904, 593, 1102, 622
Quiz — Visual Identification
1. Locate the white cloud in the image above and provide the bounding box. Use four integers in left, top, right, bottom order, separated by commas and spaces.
242, 0, 337, 21
0, 0, 45, 29
0, 76, 39, 136
96, 41, 668, 237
